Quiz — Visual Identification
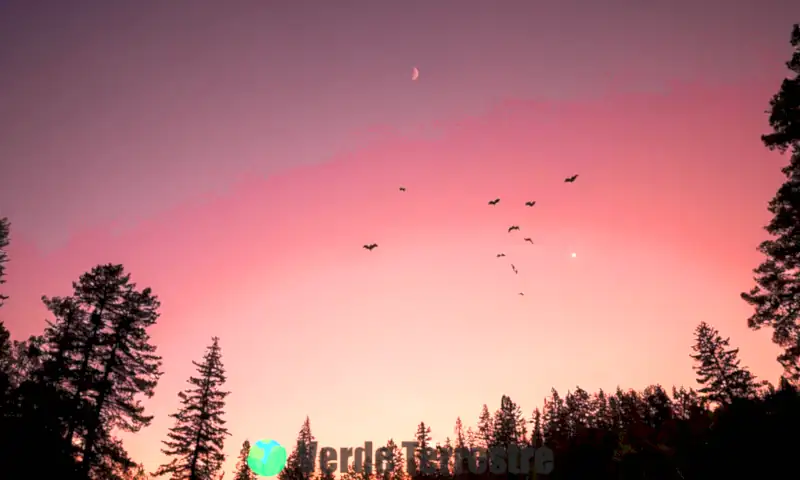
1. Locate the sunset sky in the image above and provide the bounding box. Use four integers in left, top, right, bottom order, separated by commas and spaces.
1, 0, 799, 475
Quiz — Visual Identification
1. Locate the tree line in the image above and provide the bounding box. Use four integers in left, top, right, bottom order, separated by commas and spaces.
0, 22, 799, 480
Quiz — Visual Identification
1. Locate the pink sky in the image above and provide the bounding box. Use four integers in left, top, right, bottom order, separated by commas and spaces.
0, 0, 798, 475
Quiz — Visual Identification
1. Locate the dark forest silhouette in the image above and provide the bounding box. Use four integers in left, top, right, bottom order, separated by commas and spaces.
1, 23, 800, 480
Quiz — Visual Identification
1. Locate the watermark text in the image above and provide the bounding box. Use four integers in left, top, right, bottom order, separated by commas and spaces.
295, 441, 554, 475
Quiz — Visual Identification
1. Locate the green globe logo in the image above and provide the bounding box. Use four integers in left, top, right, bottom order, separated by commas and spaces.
247, 439, 287, 477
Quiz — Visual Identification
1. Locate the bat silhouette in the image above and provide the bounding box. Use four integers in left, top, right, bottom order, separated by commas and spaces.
525, 201, 536, 207
511, 264, 518, 274
508, 225, 520, 232
488, 198, 500, 205
399, 187, 406, 192
524, 237, 534, 244
496, 253, 506, 258
564, 174, 579, 183
363, 244, 378, 251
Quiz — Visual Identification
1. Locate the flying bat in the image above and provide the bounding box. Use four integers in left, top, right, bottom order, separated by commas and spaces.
363, 243, 378, 251
564, 174, 579, 183
524, 237, 534, 244
525, 201, 536, 207
399, 187, 406, 192
511, 264, 518, 274
496, 253, 506, 258
488, 198, 500, 205
508, 225, 520, 232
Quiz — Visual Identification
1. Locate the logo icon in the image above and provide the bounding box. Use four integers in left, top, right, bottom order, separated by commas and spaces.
247, 439, 287, 477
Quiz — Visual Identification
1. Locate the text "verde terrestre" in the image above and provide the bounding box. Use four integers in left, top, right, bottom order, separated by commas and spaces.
293, 441, 554, 475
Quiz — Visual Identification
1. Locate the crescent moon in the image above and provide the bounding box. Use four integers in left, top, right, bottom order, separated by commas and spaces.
411, 67, 419, 81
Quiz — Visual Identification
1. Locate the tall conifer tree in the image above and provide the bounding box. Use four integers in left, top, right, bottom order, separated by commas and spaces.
72, 264, 163, 477
741, 24, 800, 381
413, 421, 433, 476
476, 405, 493, 449
690, 322, 760, 404
492, 395, 526, 447
0, 217, 9, 307
155, 337, 230, 480
379, 438, 405, 480
279, 417, 316, 480
233, 440, 256, 480
0, 217, 10, 397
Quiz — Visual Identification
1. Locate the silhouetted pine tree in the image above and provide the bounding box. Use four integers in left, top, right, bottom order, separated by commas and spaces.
21, 265, 157, 478
491, 395, 527, 448
591, 390, 612, 430
564, 387, 591, 437
690, 322, 760, 405
66, 264, 163, 478
542, 389, 566, 445
475, 405, 493, 449
619, 389, 644, 428
741, 24, 800, 382
640, 385, 674, 435
155, 337, 230, 480
453, 418, 466, 451
379, 438, 405, 480
233, 440, 256, 480
279, 417, 316, 480
61, 269, 126, 450
0, 218, 10, 404
452, 418, 470, 473
413, 421, 433, 476
471, 404, 492, 474
529, 408, 543, 447
0, 217, 9, 307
